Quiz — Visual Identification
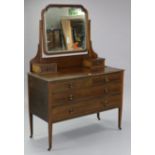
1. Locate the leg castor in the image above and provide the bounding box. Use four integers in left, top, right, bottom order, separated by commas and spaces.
48, 123, 52, 151
29, 113, 33, 138
118, 108, 122, 130
48, 147, 51, 151
97, 112, 101, 120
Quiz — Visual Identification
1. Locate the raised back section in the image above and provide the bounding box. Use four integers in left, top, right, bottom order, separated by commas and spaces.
30, 4, 104, 74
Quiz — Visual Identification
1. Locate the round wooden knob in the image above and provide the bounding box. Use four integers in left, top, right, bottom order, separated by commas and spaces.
68, 94, 73, 101
104, 88, 108, 93
101, 100, 108, 107
68, 83, 73, 88
104, 100, 108, 104
68, 108, 74, 114
105, 77, 109, 82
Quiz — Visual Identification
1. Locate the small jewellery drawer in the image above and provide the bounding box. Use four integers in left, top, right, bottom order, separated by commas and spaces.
92, 72, 122, 85
51, 83, 122, 106
51, 99, 103, 122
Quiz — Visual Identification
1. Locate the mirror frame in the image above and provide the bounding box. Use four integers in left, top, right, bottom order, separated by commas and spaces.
41, 4, 89, 55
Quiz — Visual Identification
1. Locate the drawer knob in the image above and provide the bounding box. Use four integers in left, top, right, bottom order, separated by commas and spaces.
104, 88, 108, 93
101, 100, 108, 105
68, 83, 73, 88
68, 94, 73, 101
105, 77, 109, 82
104, 100, 108, 104
101, 100, 108, 107
68, 108, 74, 114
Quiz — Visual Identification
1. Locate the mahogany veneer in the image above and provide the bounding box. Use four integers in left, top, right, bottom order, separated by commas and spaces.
28, 66, 124, 150
28, 4, 124, 151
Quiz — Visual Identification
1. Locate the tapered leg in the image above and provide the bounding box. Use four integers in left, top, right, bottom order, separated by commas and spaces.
97, 112, 101, 120
29, 112, 33, 138
118, 107, 122, 130
48, 123, 52, 151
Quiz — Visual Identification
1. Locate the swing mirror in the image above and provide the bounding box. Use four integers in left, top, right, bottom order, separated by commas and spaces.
42, 5, 88, 55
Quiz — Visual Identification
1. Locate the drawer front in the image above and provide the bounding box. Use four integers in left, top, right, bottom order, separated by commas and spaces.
50, 78, 92, 93
102, 94, 122, 109
51, 83, 122, 106
92, 72, 122, 85
51, 94, 121, 122
51, 99, 103, 122
49, 72, 122, 93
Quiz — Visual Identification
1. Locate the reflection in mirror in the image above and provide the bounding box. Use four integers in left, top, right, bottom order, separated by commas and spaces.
44, 7, 87, 54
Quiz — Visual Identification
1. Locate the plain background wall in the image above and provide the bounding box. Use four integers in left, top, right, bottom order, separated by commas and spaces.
24, 0, 130, 105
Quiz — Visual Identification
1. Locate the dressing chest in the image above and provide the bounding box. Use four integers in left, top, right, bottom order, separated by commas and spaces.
28, 4, 124, 150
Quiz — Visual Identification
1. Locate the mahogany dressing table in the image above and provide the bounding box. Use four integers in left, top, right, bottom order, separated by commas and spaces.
28, 4, 124, 150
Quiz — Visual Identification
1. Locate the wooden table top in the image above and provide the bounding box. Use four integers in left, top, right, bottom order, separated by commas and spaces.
28, 66, 124, 82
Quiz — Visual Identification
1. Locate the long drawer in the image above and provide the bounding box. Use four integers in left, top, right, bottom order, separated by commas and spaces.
51, 94, 121, 122
51, 82, 122, 106
49, 72, 122, 93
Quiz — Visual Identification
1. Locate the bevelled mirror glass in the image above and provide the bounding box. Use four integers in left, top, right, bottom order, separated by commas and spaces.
42, 5, 87, 55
